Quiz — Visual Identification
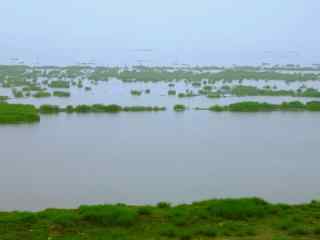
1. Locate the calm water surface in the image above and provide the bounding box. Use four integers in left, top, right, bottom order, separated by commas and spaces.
1, 111, 320, 211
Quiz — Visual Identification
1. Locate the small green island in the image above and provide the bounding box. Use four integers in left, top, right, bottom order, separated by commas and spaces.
0, 103, 40, 124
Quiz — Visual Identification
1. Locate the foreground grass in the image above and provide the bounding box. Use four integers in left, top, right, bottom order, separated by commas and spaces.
1, 198, 320, 240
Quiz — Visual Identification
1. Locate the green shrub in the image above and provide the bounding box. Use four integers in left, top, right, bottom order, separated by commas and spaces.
173, 104, 186, 112
38, 209, 79, 227
39, 105, 60, 114
157, 202, 171, 209
275, 218, 296, 231
178, 92, 197, 98
0, 96, 9, 102
306, 101, 320, 111
91, 104, 122, 113
198, 198, 270, 220
178, 229, 193, 240
192, 82, 201, 87
33, 91, 51, 98
65, 105, 74, 113
137, 206, 153, 216
0, 212, 37, 224
74, 105, 92, 113
79, 205, 137, 227
280, 101, 305, 111
123, 106, 165, 112
168, 90, 176, 95
206, 92, 221, 98
220, 221, 256, 237
22, 85, 43, 92
159, 224, 178, 238
194, 225, 218, 237
49, 80, 70, 88
202, 85, 212, 91
228, 101, 277, 112
130, 90, 142, 96
168, 208, 191, 226
209, 105, 225, 112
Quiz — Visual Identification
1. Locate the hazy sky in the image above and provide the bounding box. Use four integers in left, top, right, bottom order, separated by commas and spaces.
1, 0, 319, 65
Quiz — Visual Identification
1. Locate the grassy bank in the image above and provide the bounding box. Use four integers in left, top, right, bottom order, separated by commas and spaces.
1, 198, 320, 240
0, 103, 40, 124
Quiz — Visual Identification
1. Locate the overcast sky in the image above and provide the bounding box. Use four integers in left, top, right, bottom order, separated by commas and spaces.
1, 0, 319, 65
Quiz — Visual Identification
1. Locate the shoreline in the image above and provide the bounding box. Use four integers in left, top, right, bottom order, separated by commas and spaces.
1, 197, 319, 240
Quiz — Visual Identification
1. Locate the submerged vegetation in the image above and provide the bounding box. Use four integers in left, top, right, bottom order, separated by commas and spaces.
1, 198, 320, 240
12, 89, 24, 98
32, 91, 51, 98
178, 91, 198, 98
53, 91, 71, 97
48, 80, 70, 89
168, 90, 177, 95
38, 104, 166, 114
130, 90, 142, 96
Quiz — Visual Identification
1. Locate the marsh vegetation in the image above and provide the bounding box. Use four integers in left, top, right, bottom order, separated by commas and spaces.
53, 91, 71, 97
2, 65, 320, 108
205, 101, 320, 112
38, 104, 166, 114
0, 103, 40, 123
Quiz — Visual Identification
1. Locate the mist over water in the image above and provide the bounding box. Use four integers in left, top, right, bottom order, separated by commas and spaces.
1, 49, 319, 67
1, 0, 320, 66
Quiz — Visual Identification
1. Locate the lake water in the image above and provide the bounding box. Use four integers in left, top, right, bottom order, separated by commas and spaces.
1, 111, 320, 211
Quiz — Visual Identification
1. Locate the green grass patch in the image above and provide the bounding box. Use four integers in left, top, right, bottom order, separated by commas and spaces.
49, 80, 70, 88
173, 104, 186, 112
0, 103, 40, 124
0, 197, 320, 239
